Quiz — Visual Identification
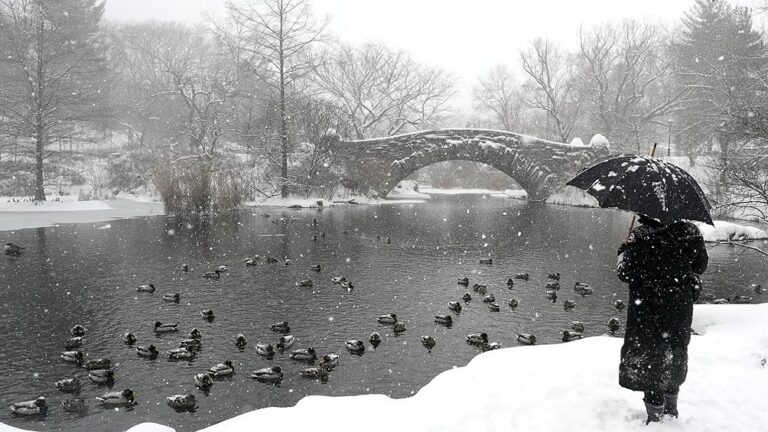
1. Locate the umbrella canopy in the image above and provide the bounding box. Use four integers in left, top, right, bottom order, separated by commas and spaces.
566, 155, 714, 225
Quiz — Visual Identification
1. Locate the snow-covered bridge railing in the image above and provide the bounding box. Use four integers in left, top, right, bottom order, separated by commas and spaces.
333, 129, 611, 200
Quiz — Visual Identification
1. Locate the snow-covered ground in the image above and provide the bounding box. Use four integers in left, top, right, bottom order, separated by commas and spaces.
546, 186, 599, 207
4, 303, 763, 432
696, 220, 768, 242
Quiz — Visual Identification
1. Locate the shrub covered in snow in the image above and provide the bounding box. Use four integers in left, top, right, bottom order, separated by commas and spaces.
590, 134, 610, 147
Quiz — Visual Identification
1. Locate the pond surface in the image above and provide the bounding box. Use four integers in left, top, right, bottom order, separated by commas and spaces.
1, 195, 765, 432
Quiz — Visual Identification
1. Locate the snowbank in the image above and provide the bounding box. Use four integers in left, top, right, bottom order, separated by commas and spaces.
386, 180, 431, 199
695, 220, 768, 242
504, 189, 528, 200
546, 186, 599, 207
3, 304, 766, 432
0, 195, 112, 212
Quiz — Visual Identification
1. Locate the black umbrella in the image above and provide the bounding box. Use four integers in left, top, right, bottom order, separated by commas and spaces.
566, 154, 714, 225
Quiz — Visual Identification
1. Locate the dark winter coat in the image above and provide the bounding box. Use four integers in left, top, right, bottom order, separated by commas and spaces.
616, 220, 708, 391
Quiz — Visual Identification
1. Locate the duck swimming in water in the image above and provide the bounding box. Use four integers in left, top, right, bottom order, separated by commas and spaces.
168, 347, 195, 360
571, 321, 585, 332
488, 303, 500, 312
179, 338, 202, 351
203, 269, 222, 280
276, 335, 295, 350
55, 378, 81, 393
194, 373, 213, 390
181, 264, 189, 272
614, 299, 625, 310
208, 360, 234, 377
252, 366, 283, 383
88, 369, 114, 384
345, 340, 365, 354
290, 347, 317, 362
4, 242, 24, 256
517, 334, 536, 345
10, 397, 46, 415
448, 301, 462, 313
562, 331, 583, 342
235, 334, 247, 349
296, 279, 313, 287
201, 310, 215, 321
60, 398, 87, 413
563, 300, 576, 310
472, 284, 487, 294
546, 281, 561, 290
731, 295, 752, 304
482, 341, 501, 352
71, 325, 86, 337
574, 282, 593, 296
319, 354, 339, 370
137, 283, 156, 293
479, 258, 493, 265
84, 358, 112, 370
508, 298, 519, 309
434, 315, 453, 326
462, 292, 472, 302
369, 332, 382, 348
163, 293, 180, 303
331, 276, 346, 284
421, 335, 436, 352
393, 322, 406, 333
97, 389, 135, 406
61, 351, 84, 364
507, 278, 515, 289
515, 273, 529, 281
466, 333, 489, 345
167, 394, 197, 411
256, 342, 275, 357
123, 332, 137, 345
483, 294, 496, 303
377, 313, 397, 324
300, 367, 329, 380
270, 321, 290, 333
340, 281, 354, 291
189, 328, 201, 339
136, 344, 159, 358
458, 277, 469, 285
548, 273, 561, 281
607, 317, 621, 334
546, 290, 557, 302
64, 337, 83, 350
309, 264, 321, 272
154, 321, 178, 333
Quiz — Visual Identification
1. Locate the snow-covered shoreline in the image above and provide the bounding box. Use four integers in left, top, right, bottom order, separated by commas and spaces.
3, 303, 765, 432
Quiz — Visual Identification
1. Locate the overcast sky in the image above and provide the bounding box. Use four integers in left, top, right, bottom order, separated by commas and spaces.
105, 0, 765, 112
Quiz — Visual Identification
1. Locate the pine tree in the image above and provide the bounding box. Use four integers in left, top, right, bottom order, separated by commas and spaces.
0, 0, 107, 200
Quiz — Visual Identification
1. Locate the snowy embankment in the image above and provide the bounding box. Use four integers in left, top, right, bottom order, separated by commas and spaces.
696, 220, 768, 242
10, 303, 758, 432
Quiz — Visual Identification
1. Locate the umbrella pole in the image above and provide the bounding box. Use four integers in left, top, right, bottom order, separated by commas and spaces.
625, 143, 659, 243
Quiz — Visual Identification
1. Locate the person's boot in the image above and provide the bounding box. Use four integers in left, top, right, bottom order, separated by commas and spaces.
645, 402, 664, 424
663, 392, 679, 418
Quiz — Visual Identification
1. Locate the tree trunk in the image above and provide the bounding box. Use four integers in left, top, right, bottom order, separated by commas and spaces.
33, 10, 46, 201
278, 1, 289, 199
34, 133, 45, 201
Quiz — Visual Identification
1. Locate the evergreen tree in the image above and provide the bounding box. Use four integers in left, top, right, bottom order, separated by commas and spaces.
0, 0, 107, 200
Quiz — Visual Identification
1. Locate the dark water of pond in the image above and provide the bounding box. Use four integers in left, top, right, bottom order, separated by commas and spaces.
1, 195, 765, 432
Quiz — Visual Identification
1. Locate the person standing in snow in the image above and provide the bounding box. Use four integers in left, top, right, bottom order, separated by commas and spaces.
616, 214, 708, 424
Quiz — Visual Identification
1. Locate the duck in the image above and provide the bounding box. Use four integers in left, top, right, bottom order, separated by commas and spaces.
375, 235, 381, 241
208, 360, 235, 377
466, 333, 489, 345
88, 369, 114, 384
136, 344, 159, 358
369, 332, 382, 348
731, 295, 752, 304
421, 335, 436, 352
284, 259, 292, 266
472, 284, 488, 294
377, 313, 398, 324
479, 258, 493, 265
181, 263, 189, 272
546, 290, 557, 302
309, 264, 322, 272
507, 278, 515, 289
574, 283, 593, 296
270, 321, 291, 333
55, 377, 81, 393
515, 273, 529, 281
508, 298, 519, 309
341, 281, 354, 291
97, 389, 135, 406
571, 321, 585, 332
462, 292, 473, 302
203, 269, 222, 279
608, 317, 621, 333
123, 332, 137, 345
319, 354, 339, 370
3, 242, 24, 256
614, 299, 626, 310
194, 373, 213, 390
167, 394, 197, 411
252, 366, 283, 383
60, 398, 87, 413
245, 258, 258, 267
168, 347, 195, 360
64, 336, 83, 350
163, 293, 180, 303
217, 265, 229, 272
290, 348, 317, 362
137, 283, 156, 293
189, 328, 202, 339
10, 397, 47, 415
562, 331, 583, 342
179, 338, 202, 351
448, 301, 462, 313
201, 309, 215, 321
266, 256, 280, 264
276, 335, 295, 350
84, 358, 112, 370
482, 341, 502, 352
548, 272, 561, 280
296, 279, 313, 287
345, 339, 365, 354
312, 234, 318, 242
154, 321, 178, 333
393, 322, 406, 333
483, 294, 496, 303
235, 334, 247, 349
70, 325, 86, 337
256, 342, 275, 357
61, 351, 84, 364
546, 281, 561, 290
457, 277, 469, 286
564, 300, 576, 310
434, 315, 453, 326
488, 303, 501, 312
712, 298, 729, 304
517, 333, 537, 345
386, 237, 391, 244
300, 367, 329, 380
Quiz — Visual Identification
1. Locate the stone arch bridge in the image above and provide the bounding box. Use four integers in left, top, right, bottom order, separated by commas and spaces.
333, 129, 611, 200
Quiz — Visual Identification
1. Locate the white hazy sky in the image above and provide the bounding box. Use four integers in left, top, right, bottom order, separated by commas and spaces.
105, 0, 765, 111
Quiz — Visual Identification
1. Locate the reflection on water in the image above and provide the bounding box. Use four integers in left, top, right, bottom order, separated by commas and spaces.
0, 195, 764, 431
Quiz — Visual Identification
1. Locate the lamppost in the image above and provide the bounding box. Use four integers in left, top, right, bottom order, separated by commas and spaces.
667, 119, 674, 157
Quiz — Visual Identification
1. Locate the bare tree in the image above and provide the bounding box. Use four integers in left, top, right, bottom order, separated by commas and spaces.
520, 38, 580, 142
0, 0, 107, 200
473, 65, 525, 131
313, 43, 455, 139
218, 0, 327, 198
